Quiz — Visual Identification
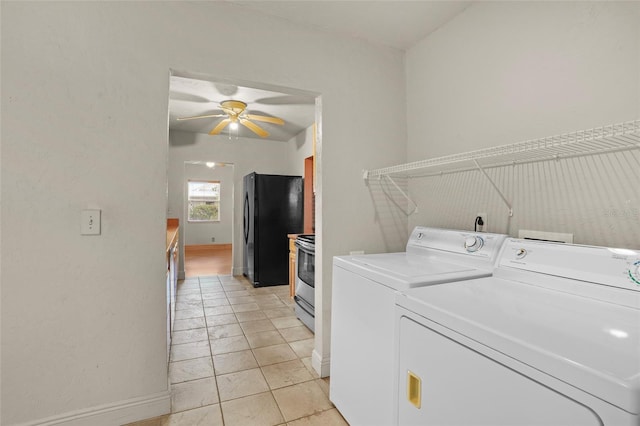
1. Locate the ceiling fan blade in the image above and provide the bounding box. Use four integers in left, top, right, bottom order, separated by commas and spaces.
244, 114, 285, 126
240, 118, 269, 138
209, 118, 231, 135
177, 113, 226, 121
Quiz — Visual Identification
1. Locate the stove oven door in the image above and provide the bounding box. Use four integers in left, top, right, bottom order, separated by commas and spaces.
294, 242, 315, 332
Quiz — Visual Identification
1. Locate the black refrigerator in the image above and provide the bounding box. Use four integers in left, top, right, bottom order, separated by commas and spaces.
243, 172, 303, 287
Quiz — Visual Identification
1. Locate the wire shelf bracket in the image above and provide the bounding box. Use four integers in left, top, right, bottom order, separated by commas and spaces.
382, 174, 418, 216
473, 159, 513, 217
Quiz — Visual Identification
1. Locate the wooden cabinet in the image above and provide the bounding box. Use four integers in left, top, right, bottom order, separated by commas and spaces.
288, 235, 298, 298
303, 157, 315, 234
303, 123, 316, 233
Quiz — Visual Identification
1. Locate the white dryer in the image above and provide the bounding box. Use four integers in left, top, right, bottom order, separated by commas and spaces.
330, 227, 507, 426
395, 238, 640, 425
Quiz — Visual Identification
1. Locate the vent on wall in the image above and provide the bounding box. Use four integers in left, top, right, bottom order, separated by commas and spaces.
518, 229, 574, 244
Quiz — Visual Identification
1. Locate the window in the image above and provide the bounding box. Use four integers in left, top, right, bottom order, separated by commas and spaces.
188, 180, 220, 222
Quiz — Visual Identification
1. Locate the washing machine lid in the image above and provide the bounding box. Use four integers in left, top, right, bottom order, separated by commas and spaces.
333, 252, 491, 291
397, 277, 640, 414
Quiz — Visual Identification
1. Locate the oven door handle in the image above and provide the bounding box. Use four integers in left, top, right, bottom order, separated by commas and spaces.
295, 240, 315, 253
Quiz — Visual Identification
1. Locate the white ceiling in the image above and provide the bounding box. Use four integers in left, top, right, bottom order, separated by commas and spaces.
168, 1, 471, 141
228, 1, 472, 51
169, 73, 317, 142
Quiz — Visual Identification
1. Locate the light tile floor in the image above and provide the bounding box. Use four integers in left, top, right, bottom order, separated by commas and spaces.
126, 275, 348, 426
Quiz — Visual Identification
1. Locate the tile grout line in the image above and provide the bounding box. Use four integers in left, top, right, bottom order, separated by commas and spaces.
244, 284, 289, 425
200, 275, 227, 425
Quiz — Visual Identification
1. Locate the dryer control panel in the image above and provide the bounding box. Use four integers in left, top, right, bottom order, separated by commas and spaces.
498, 238, 640, 292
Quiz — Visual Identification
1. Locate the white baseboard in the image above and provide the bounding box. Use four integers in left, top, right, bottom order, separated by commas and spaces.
232, 267, 244, 276
14, 390, 170, 426
312, 349, 330, 378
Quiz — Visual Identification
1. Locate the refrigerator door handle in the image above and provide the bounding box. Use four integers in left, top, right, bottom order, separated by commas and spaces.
243, 193, 250, 244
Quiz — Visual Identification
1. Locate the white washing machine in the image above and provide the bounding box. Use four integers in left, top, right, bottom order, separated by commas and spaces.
395, 238, 640, 426
330, 227, 508, 426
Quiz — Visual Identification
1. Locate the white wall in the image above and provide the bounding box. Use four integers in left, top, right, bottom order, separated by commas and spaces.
1, 2, 406, 425
405, 1, 640, 248
288, 125, 315, 177
183, 162, 234, 246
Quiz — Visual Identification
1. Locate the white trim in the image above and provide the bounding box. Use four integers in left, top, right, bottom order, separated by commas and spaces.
13, 391, 170, 426
312, 348, 330, 378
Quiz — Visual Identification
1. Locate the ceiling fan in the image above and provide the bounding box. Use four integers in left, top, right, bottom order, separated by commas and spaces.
176, 100, 285, 138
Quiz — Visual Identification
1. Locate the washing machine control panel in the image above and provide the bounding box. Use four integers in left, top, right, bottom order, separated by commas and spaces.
407, 227, 507, 260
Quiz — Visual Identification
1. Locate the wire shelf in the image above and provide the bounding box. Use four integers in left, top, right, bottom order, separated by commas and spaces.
364, 119, 640, 179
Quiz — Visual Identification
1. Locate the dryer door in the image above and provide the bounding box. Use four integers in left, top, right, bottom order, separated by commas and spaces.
396, 313, 601, 426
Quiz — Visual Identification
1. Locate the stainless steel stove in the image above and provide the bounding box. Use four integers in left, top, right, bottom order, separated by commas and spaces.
294, 234, 315, 332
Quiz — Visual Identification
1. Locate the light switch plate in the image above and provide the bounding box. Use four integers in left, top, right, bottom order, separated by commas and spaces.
81, 209, 101, 235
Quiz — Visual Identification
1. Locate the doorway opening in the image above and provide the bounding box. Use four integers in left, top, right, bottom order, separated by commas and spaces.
168, 70, 321, 282
167, 71, 323, 352
183, 161, 234, 277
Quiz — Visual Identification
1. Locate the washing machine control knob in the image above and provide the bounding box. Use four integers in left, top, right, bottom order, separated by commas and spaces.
464, 236, 484, 252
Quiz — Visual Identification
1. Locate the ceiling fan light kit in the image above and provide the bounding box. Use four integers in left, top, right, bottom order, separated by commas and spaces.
176, 99, 285, 138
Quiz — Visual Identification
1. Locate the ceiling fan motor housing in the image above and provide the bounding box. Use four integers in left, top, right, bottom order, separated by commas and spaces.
220, 100, 248, 117
177, 99, 283, 137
